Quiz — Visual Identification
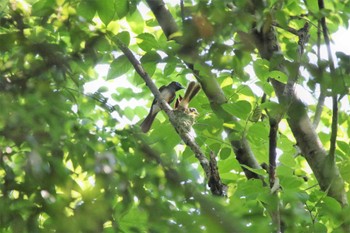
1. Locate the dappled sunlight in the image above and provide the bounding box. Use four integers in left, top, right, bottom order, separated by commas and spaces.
1, 0, 349, 232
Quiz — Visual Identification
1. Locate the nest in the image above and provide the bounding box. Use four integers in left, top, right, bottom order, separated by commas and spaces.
173, 108, 198, 134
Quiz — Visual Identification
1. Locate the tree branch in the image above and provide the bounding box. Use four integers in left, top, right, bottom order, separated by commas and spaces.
115, 37, 227, 195
145, 0, 179, 39
145, 0, 264, 180
250, 8, 348, 207
318, 0, 338, 160
208, 151, 228, 196
313, 89, 325, 129
180, 0, 185, 23
133, 132, 243, 232
266, 107, 284, 232
312, 21, 325, 129
230, 136, 264, 180
283, 22, 309, 98
268, 118, 278, 190
274, 80, 347, 207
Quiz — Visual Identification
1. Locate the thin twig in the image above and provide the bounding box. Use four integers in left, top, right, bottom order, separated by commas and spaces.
272, 22, 299, 35
304, 202, 317, 227
63, 87, 121, 114
263, 98, 284, 232
318, 0, 338, 160
312, 20, 326, 129
208, 151, 227, 196
317, 21, 321, 60
269, 118, 278, 190
313, 91, 325, 129
268, 117, 283, 233
282, 22, 309, 98
180, 0, 185, 23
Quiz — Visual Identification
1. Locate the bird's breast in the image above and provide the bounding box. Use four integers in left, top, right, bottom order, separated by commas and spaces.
160, 88, 174, 102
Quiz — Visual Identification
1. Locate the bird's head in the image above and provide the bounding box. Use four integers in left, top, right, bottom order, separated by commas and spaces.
169, 81, 185, 91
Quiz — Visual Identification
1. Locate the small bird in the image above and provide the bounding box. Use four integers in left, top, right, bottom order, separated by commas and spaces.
140, 81, 184, 133
173, 81, 201, 134
174, 81, 201, 111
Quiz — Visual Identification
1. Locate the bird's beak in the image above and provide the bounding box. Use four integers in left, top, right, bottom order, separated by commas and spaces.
188, 107, 199, 117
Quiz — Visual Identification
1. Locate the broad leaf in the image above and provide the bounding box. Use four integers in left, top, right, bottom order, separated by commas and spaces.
107, 55, 132, 80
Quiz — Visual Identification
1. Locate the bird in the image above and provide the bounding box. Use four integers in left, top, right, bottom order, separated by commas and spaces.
140, 81, 184, 133
174, 81, 201, 111
173, 81, 201, 134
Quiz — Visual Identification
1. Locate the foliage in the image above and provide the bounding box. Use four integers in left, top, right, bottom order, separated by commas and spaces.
0, 0, 349, 232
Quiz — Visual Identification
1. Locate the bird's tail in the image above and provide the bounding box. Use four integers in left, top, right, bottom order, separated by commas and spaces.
179, 81, 201, 109
140, 112, 157, 133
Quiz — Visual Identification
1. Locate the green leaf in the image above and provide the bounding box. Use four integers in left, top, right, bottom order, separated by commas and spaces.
123, 107, 135, 120
260, 101, 283, 117
119, 207, 148, 232
163, 59, 177, 76
235, 179, 266, 199
218, 156, 241, 173
116, 31, 131, 46
220, 172, 237, 181
137, 33, 159, 51
140, 52, 161, 77
96, 0, 116, 25
126, 9, 144, 34
286, 1, 303, 15
319, 196, 342, 216
278, 153, 296, 167
285, 43, 299, 60
279, 175, 304, 190
97, 86, 108, 93
253, 59, 270, 81
210, 143, 221, 152
339, 162, 350, 182
219, 147, 231, 160
115, 0, 129, 19
0, 32, 17, 52
140, 51, 161, 63
269, 52, 285, 69
247, 122, 268, 140
95, 36, 111, 52
238, 85, 255, 97
222, 100, 252, 120
107, 55, 132, 80
240, 164, 267, 176
313, 223, 327, 233
276, 164, 293, 176
275, 10, 288, 29
305, 0, 318, 14
77, 0, 96, 21
224, 121, 244, 134
268, 70, 288, 84
256, 81, 274, 96
31, 0, 56, 17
